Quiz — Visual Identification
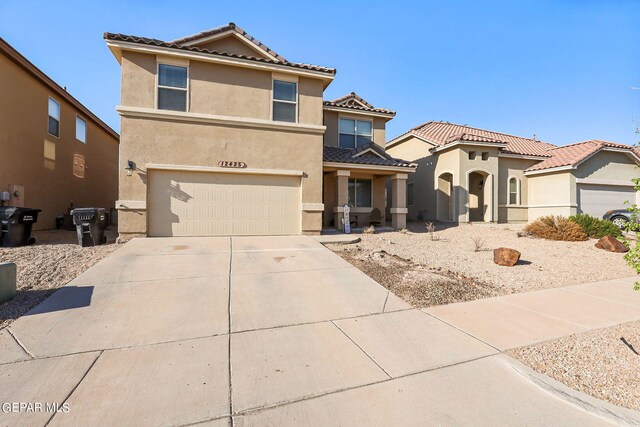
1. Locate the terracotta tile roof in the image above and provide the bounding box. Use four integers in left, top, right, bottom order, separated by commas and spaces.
391, 121, 555, 157
525, 140, 639, 172
169, 22, 287, 63
323, 92, 395, 116
323, 144, 415, 168
104, 33, 336, 75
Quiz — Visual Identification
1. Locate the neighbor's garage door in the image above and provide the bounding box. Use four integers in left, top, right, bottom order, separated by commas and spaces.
148, 170, 301, 237
577, 184, 637, 218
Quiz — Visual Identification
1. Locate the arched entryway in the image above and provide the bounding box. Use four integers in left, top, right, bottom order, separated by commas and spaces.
436, 172, 454, 221
467, 170, 492, 222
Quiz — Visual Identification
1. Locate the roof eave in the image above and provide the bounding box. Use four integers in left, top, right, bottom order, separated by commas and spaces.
322, 105, 395, 119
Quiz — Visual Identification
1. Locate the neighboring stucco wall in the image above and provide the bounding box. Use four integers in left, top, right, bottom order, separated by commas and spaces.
117, 51, 325, 237
497, 157, 539, 223
386, 136, 436, 220
322, 110, 386, 148
457, 146, 500, 222
433, 147, 461, 222
527, 171, 575, 220
574, 151, 638, 182
0, 52, 119, 230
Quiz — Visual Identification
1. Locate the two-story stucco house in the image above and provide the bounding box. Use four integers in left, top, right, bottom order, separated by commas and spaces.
1, 37, 119, 230
386, 121, 639, 223
105, 23, 415, 239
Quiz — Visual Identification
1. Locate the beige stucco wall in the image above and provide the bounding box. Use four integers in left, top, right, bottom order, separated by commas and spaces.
117, 51, 325, 237
526, 171, 575, 221
497, 157, 539, 222
386, 137, 436, 221
322, 110, 386, 148
575, 151, 638, 181
0, 52, 119, 230
196, 36, 270, 59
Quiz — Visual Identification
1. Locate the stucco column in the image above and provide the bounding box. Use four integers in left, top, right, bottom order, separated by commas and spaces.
390, 173, 408, 229
333, 170, 350, 231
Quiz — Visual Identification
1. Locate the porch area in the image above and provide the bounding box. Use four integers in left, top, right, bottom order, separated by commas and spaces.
322, 144, 417, 232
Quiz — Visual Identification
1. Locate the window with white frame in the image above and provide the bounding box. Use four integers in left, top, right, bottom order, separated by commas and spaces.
157, 64, 188, 111
339, 118, 372, 149
76, 116, 86, 143
407, 182, 415, 206
272, 80, 297, 122
508, 177, 520, 205
48, 97, 60, 137
348, 178, 372, 208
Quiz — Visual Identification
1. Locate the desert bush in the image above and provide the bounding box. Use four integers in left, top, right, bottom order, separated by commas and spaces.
362, 225, 376, 234
569, 214, 622, 239
525, 215, 588, 241
425, 222, 440, 241
471, 236, 486, 252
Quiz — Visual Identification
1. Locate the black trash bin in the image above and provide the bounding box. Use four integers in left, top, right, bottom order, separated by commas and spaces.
0, 207, 42, 247
72, 208, 108, 247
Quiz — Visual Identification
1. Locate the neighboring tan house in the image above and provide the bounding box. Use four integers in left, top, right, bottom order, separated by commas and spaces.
0, 37, 119, 230
104, 23, 415, 239
386, 121, 639, 223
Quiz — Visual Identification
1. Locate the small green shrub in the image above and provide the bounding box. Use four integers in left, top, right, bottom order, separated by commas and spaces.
525, 215, 588, 241
569, 214, 622, 239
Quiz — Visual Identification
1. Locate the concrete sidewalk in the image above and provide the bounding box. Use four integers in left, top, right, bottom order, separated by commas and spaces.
425, 276, 640, 350
0, 236, 639, 426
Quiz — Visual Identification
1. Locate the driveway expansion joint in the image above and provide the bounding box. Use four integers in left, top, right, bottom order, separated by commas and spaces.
331, 320, 392, 379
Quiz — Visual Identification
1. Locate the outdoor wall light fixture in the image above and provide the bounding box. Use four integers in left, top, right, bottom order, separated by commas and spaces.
125, 160, 136, 176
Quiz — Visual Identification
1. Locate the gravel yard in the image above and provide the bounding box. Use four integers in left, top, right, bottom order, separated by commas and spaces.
328, 222, 635, 307
507, 321, 640, 411
0, 228, 120, 330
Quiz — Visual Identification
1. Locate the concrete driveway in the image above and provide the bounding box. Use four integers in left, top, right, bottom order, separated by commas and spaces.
0, 236, 638, 426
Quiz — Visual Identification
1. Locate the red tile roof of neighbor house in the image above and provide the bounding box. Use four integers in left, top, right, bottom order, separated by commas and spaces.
392, 121, 556, 156
388, 121, 639, 173
524, 140, 640, 172
103, 33, 336, 75
323, 92, 395, 116
170, 22, 288, 63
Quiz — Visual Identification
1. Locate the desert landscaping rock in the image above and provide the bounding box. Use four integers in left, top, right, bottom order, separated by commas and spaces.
493, 247, 521, 267
0, 229, 120, 329
328, 223, 635, 300
594, 235, 629, 253
508, 320, 640, 411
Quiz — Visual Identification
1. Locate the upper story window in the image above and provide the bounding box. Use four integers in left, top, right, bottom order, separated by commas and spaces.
509, 177, 520, 205
76, 116, 86, 143
273, 80, 297, 123
48, 97, 60, 137
339, 118, 372, 149
158, 64, 188, 112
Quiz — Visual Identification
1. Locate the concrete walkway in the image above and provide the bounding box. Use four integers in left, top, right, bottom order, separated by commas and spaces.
426, 276, 640, 351
0, 236, 638, 426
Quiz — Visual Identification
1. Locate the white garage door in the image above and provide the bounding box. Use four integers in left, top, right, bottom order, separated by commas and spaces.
577, 184, 637, 218
148, 170, 301, 237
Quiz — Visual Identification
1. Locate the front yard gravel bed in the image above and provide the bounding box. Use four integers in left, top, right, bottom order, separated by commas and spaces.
0, 229, 120, 330
507, 321, 640, 411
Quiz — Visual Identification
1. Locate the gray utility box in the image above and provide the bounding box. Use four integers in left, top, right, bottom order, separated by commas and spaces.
0, 262, 17, 304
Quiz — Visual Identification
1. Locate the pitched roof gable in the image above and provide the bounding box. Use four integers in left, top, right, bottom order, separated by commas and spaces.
525, 140, 640, 173
323, 143, 415, 168
389, 121, 555, 157
104, 33, 335, 75
169, 22, 287, 62
323, 92, 395, 116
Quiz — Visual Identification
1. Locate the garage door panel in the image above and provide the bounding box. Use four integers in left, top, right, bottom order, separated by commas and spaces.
149, 171, 301, 237
578, 184, 637, 218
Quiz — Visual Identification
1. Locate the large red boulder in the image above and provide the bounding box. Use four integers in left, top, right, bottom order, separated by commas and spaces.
493, 248, 521, 267
594, 235, 628, 253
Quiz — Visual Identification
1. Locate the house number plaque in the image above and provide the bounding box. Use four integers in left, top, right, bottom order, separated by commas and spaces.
218, 161, 247, 168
